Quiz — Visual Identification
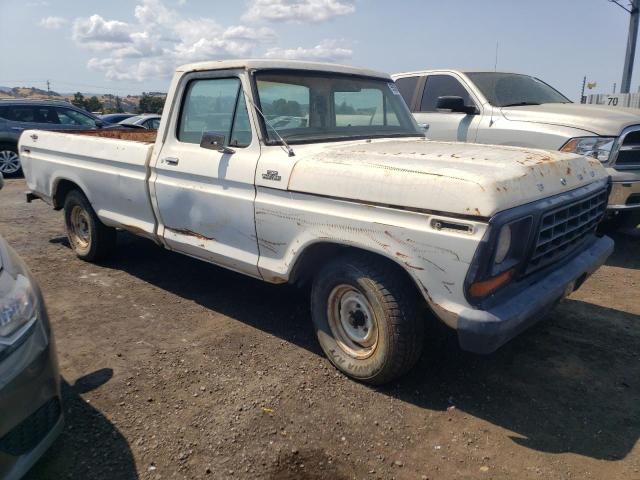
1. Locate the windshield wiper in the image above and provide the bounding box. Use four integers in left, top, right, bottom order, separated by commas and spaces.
244, 94, 295, 157
501, 102, 541, 107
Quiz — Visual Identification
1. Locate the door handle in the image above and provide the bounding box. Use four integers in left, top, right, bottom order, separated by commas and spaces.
162, 157, 179, 166
418, 123, 430, 131
11, 127, 23, 131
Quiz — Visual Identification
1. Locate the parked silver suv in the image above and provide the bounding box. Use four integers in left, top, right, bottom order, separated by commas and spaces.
0, 99, 104, 177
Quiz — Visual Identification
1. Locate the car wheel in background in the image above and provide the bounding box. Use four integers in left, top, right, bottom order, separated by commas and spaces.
0, 144, 22, 177
63, 190, 116, 262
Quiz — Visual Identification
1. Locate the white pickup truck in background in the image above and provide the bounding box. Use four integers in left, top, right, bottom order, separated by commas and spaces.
392, 70, 640, 226
20, 60, 613, 384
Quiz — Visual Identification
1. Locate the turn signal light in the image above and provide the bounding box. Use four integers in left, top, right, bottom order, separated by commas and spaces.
469, 269, 515, 298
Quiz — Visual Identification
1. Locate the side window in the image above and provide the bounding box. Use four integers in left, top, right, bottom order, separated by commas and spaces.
10, 106, 36, 123
145, 118, 161, 129
394, 76, 419, 108
420, 75, 473, 112
56, 108, 97, 126
229, 91, 252, 147
178, 77, 249, 146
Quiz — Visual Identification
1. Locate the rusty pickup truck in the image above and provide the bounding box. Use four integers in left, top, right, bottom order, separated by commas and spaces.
19, 60, 614, 384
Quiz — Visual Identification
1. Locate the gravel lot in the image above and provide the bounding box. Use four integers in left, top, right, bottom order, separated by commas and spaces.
1, 178, 638, 480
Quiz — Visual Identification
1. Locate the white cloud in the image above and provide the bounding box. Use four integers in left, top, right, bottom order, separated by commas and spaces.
264, 39, 352, 61
243, 0, 355, 23
39, 16, 68, 29
72, 14, 132, 46
72, 0, 279, 82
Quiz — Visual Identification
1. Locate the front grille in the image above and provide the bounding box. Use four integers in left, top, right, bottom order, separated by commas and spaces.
0, 397, 61, 456
527, 188, 608, 273
614, 126, 640, 168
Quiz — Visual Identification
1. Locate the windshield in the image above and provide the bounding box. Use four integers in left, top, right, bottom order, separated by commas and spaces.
254, 70, 422, 144
466, 72, 570, 107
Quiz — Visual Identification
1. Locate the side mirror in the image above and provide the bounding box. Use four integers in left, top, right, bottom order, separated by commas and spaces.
95, 120, 105, 129
436, 96, 478, 115
200, 131, 235, 154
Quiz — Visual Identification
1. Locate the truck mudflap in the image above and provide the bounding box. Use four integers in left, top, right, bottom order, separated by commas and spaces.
457, 235, 614, 354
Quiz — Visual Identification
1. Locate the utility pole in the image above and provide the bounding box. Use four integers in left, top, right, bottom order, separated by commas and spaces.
46, 80, 51, 96
581, 75, 587, 103
616, 0, 640, 93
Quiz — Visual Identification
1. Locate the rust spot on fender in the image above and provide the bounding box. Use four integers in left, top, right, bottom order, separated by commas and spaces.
404, 262, 424, 271
566, 167, 572, 175
121, 224, 149, 236
396, 251, 409, 258
166, 227, 216, 242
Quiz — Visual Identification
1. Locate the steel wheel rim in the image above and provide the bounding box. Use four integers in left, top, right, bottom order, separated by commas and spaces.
69, 206, 91, 249
0, 150, 20, 174
327, 285, 378, 359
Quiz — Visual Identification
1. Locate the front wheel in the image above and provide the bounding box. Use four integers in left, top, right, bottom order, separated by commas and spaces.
63, 190, 116, 261
311, 253, 425, 384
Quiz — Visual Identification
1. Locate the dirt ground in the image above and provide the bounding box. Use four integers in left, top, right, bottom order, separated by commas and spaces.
1, 177, 638, 480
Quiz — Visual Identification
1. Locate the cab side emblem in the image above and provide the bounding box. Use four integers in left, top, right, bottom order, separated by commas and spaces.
262, 170, 281, 181
560, 178, 567, 185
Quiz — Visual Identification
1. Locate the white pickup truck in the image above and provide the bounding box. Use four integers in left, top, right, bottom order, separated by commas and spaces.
20, 60, 613, 384
392, 70, 640, 224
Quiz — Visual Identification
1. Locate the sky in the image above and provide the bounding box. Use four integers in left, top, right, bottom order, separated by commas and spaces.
0, 0, 636, 100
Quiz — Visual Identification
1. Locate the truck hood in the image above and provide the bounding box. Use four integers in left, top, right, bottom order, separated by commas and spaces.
500, 103, 640, 136
287, 138, 608, 218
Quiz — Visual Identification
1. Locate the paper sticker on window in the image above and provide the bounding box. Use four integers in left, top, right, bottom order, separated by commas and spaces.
388, 83, 401, 95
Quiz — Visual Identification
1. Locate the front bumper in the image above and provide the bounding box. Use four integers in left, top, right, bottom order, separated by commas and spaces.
607, 168, 640, 210
457, 235, 614, 354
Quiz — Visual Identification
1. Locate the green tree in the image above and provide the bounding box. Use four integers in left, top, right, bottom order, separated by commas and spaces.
85, 96, 103, 112
72, 92, 86, 109
138, 93, 165, 114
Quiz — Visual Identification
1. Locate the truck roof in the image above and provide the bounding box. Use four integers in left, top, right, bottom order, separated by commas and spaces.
392, 69, 522, 78
176, 59, 391, 80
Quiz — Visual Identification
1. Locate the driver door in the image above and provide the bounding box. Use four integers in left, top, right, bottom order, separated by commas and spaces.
413, 74, 481, 142
151, 72, 261, 277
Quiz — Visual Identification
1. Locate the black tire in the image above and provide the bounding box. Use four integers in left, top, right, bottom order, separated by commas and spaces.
310, 253, 425, 385
63, 190, 116, 261
0, 143, 22, 178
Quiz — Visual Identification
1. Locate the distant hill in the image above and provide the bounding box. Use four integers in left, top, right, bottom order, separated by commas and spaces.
0, 86, 164, 114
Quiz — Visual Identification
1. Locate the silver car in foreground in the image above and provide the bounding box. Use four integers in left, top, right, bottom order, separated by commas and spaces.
0, 213, 62, 479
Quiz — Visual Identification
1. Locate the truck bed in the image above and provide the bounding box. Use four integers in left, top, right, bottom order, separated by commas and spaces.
19, 129, 159, 240
69, 129, 158, 143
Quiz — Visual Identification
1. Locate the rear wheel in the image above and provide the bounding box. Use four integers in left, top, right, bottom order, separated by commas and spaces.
0, 144, 21, 177
311, 253, 425, 384
63, 190, 116, 261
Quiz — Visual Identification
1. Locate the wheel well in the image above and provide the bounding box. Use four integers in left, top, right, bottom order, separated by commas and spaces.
290, 242, 424, 300
52, 179, 82, 210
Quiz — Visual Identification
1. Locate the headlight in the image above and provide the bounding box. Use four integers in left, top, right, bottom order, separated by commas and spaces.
494, 224, 512, 264
560, 137, 615, 163
468, 216, 533, 299
0, 274, 37, 338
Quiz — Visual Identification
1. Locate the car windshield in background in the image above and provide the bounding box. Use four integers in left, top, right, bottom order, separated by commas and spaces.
254, 71, 423, 144
466, 72, 571, 107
